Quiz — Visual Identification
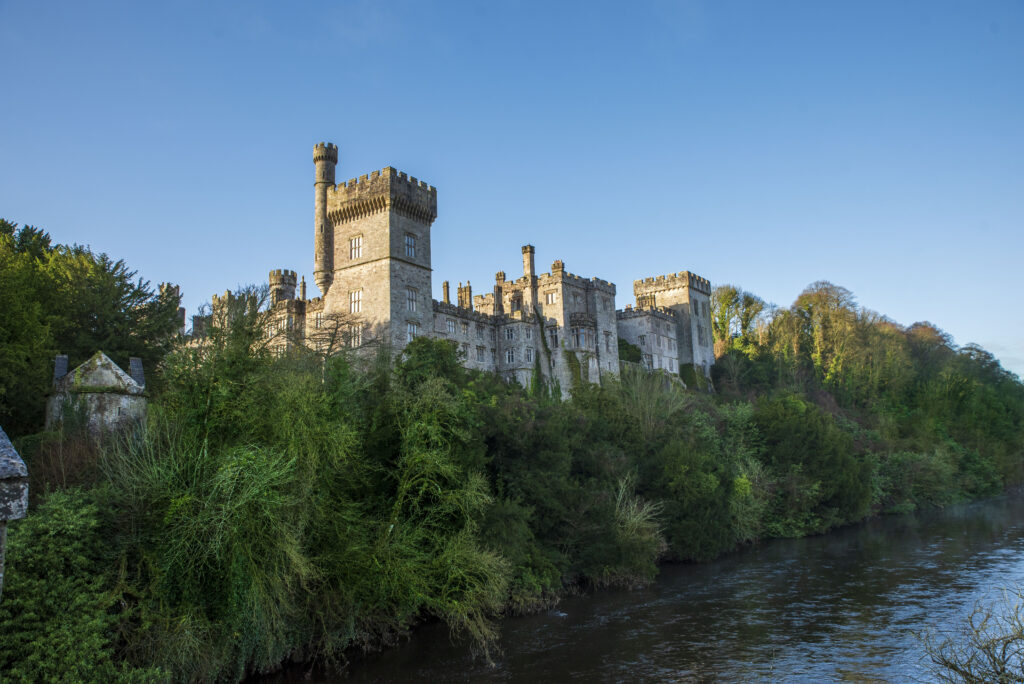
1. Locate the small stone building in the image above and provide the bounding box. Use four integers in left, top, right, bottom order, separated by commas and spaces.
45, 352, 147, 434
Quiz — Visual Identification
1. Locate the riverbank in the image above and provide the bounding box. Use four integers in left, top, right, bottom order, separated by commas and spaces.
265, 490, 1024, 682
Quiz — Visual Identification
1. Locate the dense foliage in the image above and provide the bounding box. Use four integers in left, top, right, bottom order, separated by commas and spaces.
0, 220, 183, 436
1, 234, 1022, 681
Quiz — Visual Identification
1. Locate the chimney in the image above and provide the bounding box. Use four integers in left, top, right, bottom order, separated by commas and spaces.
443, 280, 451, 304
128, 357, 145, 388
53, 355, 68, 384
522, 244, 535, 279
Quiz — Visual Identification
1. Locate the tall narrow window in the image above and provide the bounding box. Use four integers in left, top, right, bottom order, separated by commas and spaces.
405, 234, 416, 258
315, 312, 323, 329
545, 292, 557, 305
505, 327, 515, 341
506, 348, 515, 364
348, 324, 362, 347
407, 321, 419, 343
549, 328, 558, 348
447, 319, 456, 334
525, 347, 534, 363
604, 331, 612, 352
476, 346, 485, 362
406, 287, 417, 312
461, 321, 469, 335
349, 290, 362, 314
349, 236, 362, 259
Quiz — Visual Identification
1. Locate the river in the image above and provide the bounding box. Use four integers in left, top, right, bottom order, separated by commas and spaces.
276, 493, 1024, 682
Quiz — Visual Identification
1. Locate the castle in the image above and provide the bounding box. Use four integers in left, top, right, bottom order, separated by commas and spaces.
207, 142, 715, 391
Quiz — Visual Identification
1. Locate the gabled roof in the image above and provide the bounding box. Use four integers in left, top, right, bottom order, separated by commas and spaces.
53, 351, 145, 396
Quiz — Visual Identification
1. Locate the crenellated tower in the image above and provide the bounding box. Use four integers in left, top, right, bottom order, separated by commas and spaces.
313, 142, 338, 296
319, 156, 438, 350
269, 268, 297, 305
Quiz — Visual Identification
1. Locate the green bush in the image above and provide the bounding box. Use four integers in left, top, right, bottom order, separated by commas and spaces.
0, 488, 163, 683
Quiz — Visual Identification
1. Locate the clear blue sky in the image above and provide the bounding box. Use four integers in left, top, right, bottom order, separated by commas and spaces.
2, 1, 1022, 375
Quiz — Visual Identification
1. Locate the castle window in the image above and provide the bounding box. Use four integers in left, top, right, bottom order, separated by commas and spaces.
349, 290, 362, 314
476, 325, 484, 339
573, 293, 581, 305
407, 287, 418, 312
349, 236, 362, 259
638, 334, 646, 346
505, 327, 515, 341
407, 321, 419, 343
315, 312, 323, 329
643, 353, 652, 369
447, 319, 456, 334
549, 328, 558, 347
571, 327, 581, 347
287, 315, 294, 331
604, 331, 612, 352
669, 358, 676, 372
348, 324, 362, 347
476, 346, 485, 362
544, 292, 557, 305
461, 342, 470, 357
525, 347, 534, 363
506, 348, 515, 364
461, 321, 469, 335
405, 234, 416, 258
525, 328, 532, 341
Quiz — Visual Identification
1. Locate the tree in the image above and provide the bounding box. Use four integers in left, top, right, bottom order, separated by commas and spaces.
923, 586, 1024, 683
0, 220, 183, 436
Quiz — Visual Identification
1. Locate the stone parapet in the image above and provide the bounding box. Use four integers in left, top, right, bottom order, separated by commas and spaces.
327, 167, 437, 225
617, 305, 678, 321
634, 271, 711, 296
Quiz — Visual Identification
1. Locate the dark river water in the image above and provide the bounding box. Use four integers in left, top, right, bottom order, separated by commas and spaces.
279, 493, 1024, 682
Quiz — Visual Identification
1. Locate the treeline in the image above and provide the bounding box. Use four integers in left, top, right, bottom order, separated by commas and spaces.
1, 223, 1022, 682
712, 281, 1024, 513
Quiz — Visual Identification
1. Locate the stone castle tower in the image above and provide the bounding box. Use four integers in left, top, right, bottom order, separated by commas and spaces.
313, 142, 437, 349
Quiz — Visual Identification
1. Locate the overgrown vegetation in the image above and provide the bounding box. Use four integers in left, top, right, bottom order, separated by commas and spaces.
1, 223, 1022, 682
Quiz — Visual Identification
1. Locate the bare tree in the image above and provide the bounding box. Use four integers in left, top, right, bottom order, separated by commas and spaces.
922, 586, 1024, 683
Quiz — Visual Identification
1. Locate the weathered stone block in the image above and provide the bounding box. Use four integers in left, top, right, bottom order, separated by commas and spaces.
0, 427, 28, 521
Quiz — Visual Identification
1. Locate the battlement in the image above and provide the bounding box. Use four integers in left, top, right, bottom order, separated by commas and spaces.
313, 142, 338, 164
327, 166, 437, 225
432, 299, 498, 324
268, 269, 297, 283
634, 271, 711, 296
535, 268, 616, 294
616, 305, 677, 321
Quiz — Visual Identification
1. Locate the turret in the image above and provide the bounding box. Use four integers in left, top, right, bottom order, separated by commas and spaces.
522, 245, 536, 279
521, 245, 537, 310
269, 269, 297, 306
458, 281, 473, 310
313, 142, 338, 296
442, 280, 451, 304
494, 272, 505, 315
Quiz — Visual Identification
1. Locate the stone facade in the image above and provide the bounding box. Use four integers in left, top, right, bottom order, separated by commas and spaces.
210, 141, 715, 391
616, 306, 680, 373
633, 272, 715, 375
45, 352, 148, 434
